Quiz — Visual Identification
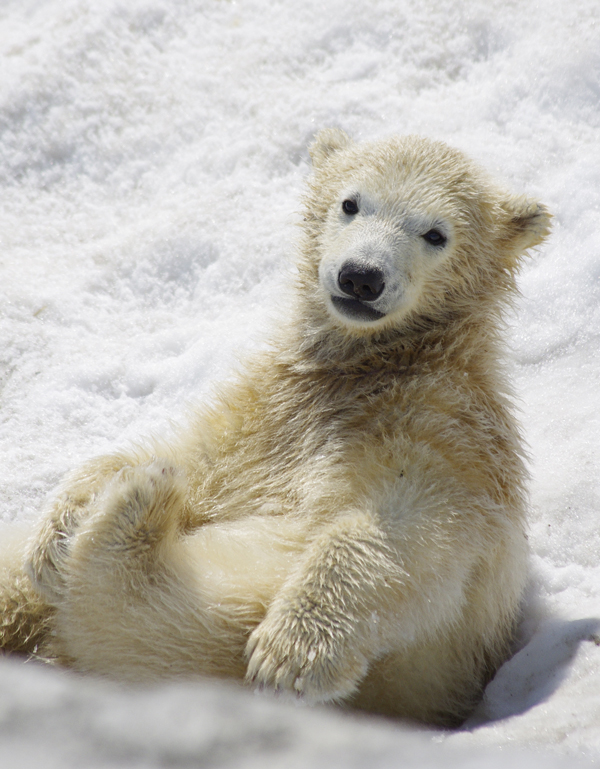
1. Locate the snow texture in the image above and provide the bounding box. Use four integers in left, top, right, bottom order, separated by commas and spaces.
1, 0, 599, 766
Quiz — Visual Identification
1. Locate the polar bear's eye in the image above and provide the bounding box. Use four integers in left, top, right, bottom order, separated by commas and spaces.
422, 229, 447, 247
342, 199, 359, 216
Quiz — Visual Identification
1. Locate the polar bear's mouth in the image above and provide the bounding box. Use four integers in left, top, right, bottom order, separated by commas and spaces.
331, 296, 386, 323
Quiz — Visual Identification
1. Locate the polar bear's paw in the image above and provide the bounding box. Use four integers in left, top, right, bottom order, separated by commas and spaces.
28, 454, 133, 602
77, 460, 186, 558
29, 460, 185, 601
245, 602, 369, 703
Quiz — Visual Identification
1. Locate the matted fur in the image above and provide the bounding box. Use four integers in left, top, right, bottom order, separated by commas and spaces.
0, 130, 550, 726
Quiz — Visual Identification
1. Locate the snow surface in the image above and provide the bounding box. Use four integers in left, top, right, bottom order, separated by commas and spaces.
1, 0, 599, 766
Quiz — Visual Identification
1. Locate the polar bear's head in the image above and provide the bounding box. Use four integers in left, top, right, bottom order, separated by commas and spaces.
303, 129, 551, 337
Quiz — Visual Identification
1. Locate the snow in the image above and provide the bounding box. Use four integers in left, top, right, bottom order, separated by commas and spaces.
0, 0, 599, 765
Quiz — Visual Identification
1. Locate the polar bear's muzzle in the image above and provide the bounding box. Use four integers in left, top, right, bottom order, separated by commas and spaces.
338, 263, 385, 301
318, 218, 418, 328
332, 262, 386, 322
331, 295, 386, 322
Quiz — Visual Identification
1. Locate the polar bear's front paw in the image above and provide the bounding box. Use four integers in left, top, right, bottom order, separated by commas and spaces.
245, 604, 368, 703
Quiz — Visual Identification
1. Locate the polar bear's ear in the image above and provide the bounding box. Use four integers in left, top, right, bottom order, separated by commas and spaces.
498, 196, 552, 253
310, 128, 353, 167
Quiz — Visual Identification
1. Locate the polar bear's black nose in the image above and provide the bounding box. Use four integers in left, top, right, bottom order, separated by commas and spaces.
338, 264, 385, 301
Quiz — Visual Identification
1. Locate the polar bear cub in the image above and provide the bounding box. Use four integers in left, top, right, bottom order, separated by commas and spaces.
0, 129, 550, 726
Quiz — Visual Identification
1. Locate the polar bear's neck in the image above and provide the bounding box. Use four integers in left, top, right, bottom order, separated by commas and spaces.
279, 297, 505, 383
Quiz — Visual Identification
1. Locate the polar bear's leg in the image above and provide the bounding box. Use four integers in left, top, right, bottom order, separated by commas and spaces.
67, 460, 185, 571
27, 454, 144, 602
0, 571, 51, 655
0, 523, 53, 655
245, 511, 400, 703
2, 457, 180, 661
48, 460, 252, 680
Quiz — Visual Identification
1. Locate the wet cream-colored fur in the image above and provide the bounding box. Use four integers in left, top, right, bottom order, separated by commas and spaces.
0, 130, 551, 726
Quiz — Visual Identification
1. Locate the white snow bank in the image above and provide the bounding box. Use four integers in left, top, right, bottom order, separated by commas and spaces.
0, 657, 594, 769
